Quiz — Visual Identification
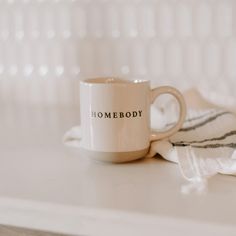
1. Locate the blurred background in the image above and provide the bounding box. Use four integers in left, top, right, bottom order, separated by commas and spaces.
0, 0, 235, 106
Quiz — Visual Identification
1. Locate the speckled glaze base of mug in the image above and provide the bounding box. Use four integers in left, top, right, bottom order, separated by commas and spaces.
80, 148, 149, 163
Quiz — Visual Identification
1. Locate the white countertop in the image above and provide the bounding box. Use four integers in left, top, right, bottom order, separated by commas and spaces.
1, 105, 236, 235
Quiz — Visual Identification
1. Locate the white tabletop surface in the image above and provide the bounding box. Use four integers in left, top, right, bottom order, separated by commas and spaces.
1, 105, 236, 236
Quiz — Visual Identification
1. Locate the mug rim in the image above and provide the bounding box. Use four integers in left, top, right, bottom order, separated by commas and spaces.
81, 77, 149, 85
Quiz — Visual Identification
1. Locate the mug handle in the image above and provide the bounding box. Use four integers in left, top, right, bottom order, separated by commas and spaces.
150, 86, 186, 141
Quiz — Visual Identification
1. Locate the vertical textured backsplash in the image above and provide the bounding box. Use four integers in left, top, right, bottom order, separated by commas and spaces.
0, 0, 235, 105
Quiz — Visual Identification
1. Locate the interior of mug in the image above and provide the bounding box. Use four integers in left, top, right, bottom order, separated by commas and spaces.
82, 77, 148, 84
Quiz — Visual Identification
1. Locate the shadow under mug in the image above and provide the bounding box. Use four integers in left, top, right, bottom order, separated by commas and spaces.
80, 77, 186, 163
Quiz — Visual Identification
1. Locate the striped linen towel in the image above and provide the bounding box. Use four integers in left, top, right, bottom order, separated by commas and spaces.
147, 88, 236, 193
148, 108, 236, 193
64, 89, 236, 193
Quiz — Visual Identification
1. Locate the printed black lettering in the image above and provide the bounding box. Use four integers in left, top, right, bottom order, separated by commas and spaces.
98, 112, 103, 118
126, 112, 131, 118
104, 112, 111, 118
91, 111, 96, 118
138, 110, 142, 117
120, 112, 124, 118
132, 111, 138, 117
91, 110, 143, 119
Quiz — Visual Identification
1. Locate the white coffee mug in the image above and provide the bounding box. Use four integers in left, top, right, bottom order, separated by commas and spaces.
80, 77, 186, 163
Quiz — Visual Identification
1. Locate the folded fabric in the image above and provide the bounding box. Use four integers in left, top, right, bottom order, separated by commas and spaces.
63, 89, 236, 193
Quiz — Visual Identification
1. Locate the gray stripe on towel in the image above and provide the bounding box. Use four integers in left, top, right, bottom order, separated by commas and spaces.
166, 109, 217, 127
180, 111, 231, 132
175, 130, 236, 145
172, 142, 236, 149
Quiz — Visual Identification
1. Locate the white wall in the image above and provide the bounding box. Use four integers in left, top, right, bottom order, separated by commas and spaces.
0, 0, 235, 105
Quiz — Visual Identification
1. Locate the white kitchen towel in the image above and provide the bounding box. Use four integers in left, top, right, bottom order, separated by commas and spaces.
150, 108, 236, 192
63, 89, 236, 193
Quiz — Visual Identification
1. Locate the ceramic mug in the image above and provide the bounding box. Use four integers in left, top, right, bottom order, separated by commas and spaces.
80, 77, 186, 163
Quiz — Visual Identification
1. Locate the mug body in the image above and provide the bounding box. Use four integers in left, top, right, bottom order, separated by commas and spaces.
80, 77, 150, 162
